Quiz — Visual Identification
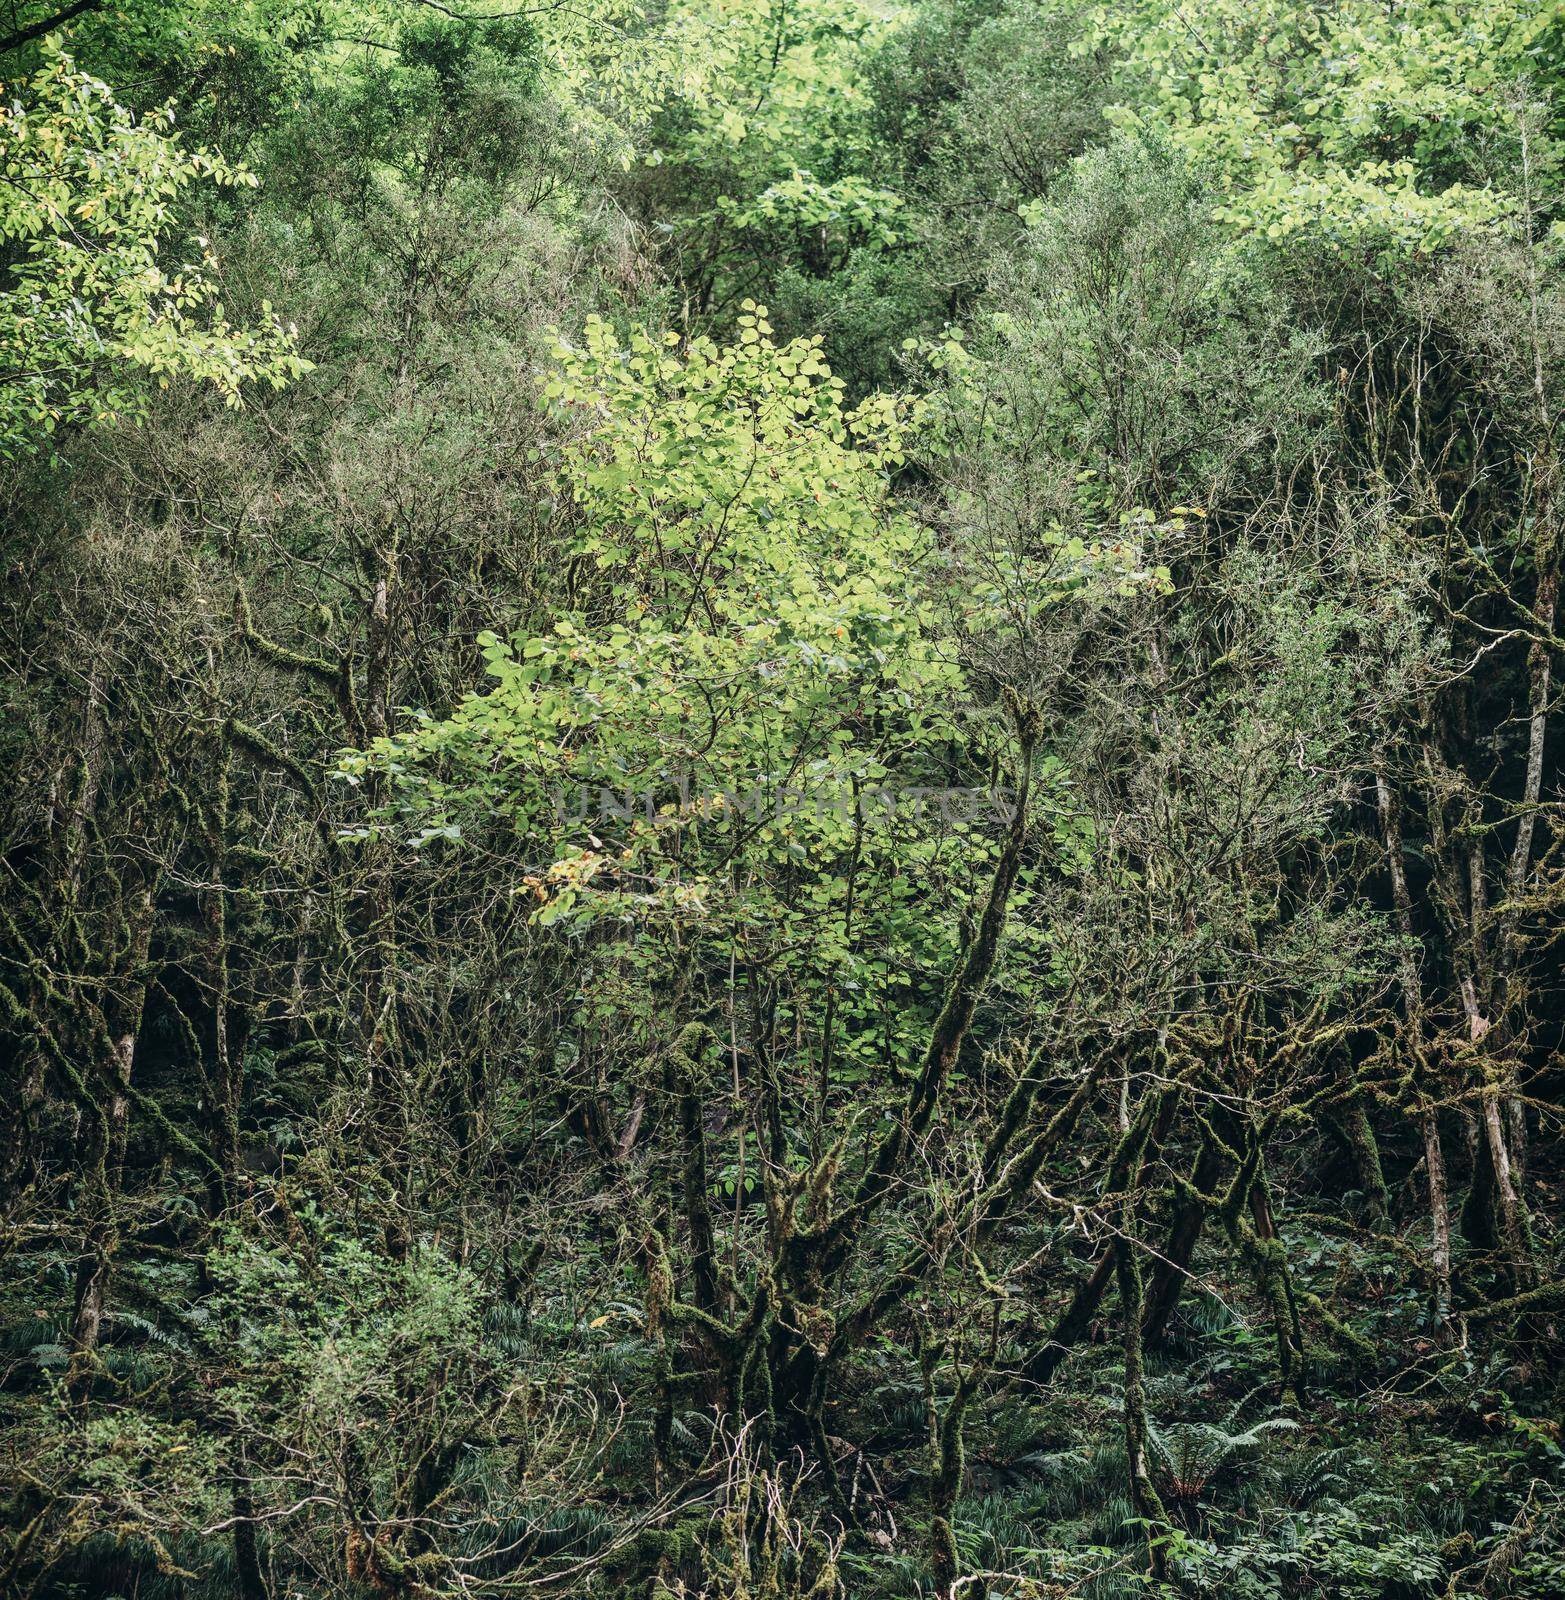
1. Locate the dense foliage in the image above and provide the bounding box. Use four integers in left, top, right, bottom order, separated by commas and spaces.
2, 3, 1564, 1597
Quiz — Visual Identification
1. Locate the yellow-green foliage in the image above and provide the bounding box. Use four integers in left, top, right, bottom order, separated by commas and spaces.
0, 42, 309, 454
1077, 0, 1560, 252
351, 311, 951, 923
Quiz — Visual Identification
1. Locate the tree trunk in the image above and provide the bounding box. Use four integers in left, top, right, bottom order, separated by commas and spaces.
1115, 1229, 1168, 1583
1143, 1131, 1225, 1347
1374, 767, 1452, 1321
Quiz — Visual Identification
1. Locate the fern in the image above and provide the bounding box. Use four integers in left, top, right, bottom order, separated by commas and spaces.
1148, 1416, 1299, 1503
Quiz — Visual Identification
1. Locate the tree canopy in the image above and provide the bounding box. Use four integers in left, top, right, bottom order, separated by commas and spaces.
2, 3, 1565, 1598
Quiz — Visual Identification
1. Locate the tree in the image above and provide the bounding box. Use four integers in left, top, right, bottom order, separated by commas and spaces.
0, 40, 306, 456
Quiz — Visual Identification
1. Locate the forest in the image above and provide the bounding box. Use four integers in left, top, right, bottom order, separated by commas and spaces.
2, 1, 1564, 1596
